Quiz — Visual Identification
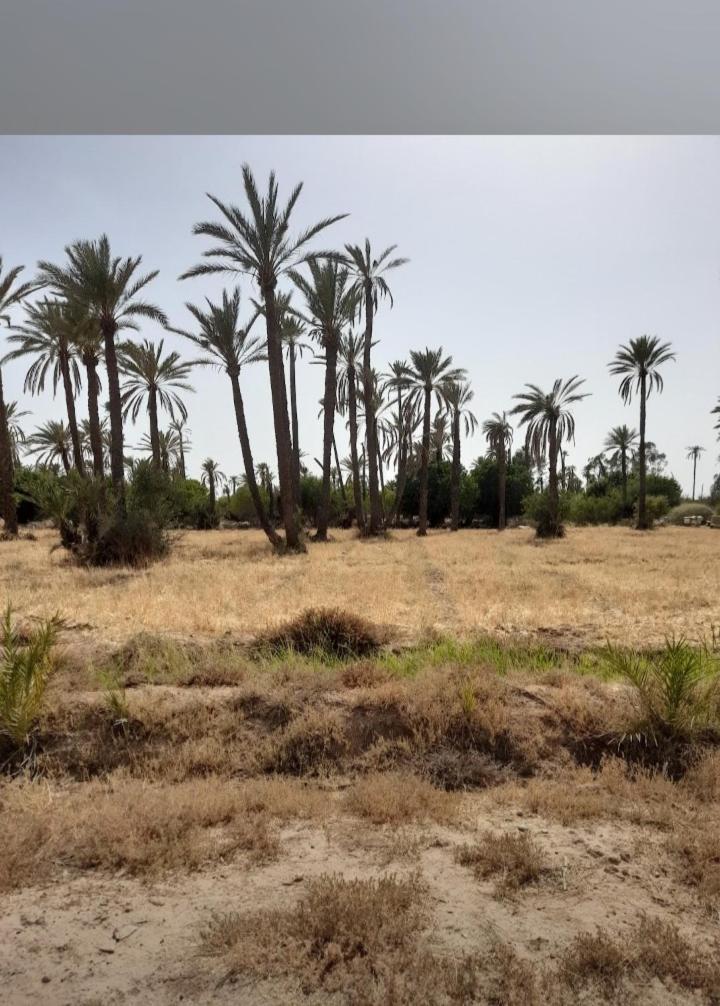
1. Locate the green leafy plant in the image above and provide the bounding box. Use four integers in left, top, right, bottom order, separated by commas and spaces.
604, 637, 720, 739
0, 606, 61, 748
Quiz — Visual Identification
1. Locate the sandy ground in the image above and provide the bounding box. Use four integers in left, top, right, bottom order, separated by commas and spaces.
1, 799, 708, 1006
4, 524, 720, 648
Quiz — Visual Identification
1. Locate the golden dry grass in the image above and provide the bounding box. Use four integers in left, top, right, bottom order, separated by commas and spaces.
3, 525, 720, 647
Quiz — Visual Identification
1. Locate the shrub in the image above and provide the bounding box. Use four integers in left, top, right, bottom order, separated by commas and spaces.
634, 494, 670, 524
566, 490, 624, 525
82, 510, 169, 568
254, 607, 384, 659
521, 490, 568, 537
667, 502, 714, 525
455, 831, 547, 894
0, 606, 61, 749
604, 638, 720, 740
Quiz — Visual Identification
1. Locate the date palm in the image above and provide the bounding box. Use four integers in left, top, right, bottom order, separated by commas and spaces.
609, 336, 675, 530
603, 425, 638, 508
70, 306, 105, 477
686, 445, 705, 501
37, 235, 167, 509
180, 165, 346, 551
344, 240, 408, 536
26, 419, 72, 473
407, 348, 466, 536
201, 458, 225, 517
168, 418, 190, 479
79, 416, 110, 473
118, 338, 194, 471
712, 398, 720, 439
5, 299, 85, 475
170, 287, 279, 547
4, 402, 30, 466
512, 377, 589, 538
483, 412, 513, 530
443, 381, 477, 531
290, 259, 357, 541
280, 300, 310, 505
337, 331, 366, 530
138, 428, 181, 473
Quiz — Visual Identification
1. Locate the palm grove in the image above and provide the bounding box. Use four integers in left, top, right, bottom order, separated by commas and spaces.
0, 167, 714, 562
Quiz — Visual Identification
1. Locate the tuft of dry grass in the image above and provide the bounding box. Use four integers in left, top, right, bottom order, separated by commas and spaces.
262, 708, 348, 775
455, 830, 547, 895
343, 772, 460, 826
253, 606, 384, 659
557, 928, 628, 996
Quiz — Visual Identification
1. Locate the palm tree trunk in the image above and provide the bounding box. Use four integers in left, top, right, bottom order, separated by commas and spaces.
692, 455, 697, 501
621, 449, 628, 508
209, 478, 216, 515
101, 318, 126, 512
60, 350, 84, 476
547, 421, 560, 536
375, 418, 386, 521
84, 355, 104, 477
637, 374, 648, 530
417, 387, 431, 537
262, 285, 302, 550
362, 280, 383, 535
498, 442, 507, 531
148, 387, 161, 469
348, 368, 365, 531
332, 432, 348, 507
60, 447, 71, 475
391, 448, 409, 526
230, 372, 281, 547
316, 339, 338, 542
0, 368, 18, 536
450, 409, 461, 531
177, 433, 186, 479
288, 343, 301, 506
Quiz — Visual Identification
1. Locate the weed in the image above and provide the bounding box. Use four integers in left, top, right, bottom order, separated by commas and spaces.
0, 606, 61, 751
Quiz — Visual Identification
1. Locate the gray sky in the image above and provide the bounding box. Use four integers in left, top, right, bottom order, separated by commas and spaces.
1, 136, 718, 496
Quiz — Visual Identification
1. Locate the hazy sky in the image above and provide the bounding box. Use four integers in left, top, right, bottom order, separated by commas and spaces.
1, 136, 718, 496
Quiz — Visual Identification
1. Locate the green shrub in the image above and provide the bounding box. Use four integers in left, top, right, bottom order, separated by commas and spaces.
82, 510, 169, 568
634, 494, 669, 525
566, 490, 624, 526
667, 502, 714, 525
521, 490, 569, 536
0, 606, 61, 749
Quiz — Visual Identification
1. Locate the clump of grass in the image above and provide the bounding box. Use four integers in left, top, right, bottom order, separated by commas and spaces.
343, 772, 460, 825
253, 607, 384, 660
557, 928, 628, 995
262, 709, 348, 775
604, 637, 720, 740
0, 606, 61, 752
668, 828, 720, 910
455, 831, 547, 895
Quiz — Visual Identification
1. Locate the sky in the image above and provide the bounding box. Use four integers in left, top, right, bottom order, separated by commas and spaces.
1, 135, 719, 496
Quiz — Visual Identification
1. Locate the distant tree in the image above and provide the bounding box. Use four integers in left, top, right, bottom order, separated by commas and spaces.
4, 401, 30, 465
26, 419, 73, 473
338, 331, 366, 529
686, 444, 705, 501
603, 425, 638, 508
482, 412, 513, 529
444, 381, 477, 531
168, 418, 190, 479
609, 336, 675, 530
201, 458, 225, 517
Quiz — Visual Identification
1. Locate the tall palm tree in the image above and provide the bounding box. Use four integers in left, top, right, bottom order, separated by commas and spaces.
201, 458, 225, 518
686, 445, 705, 501
430, 409, 453, 465
26, 419, 73, 473
170, 288, 279, 547
344, 240, 408, 536
609, 336, 675, 530
180, 165, 346, 551
512, 377, 589, 538
0, 260, 42, 534
5, 298, 85, 475
280, 304, 310, 505
118, 338, 194, 470
483, 412, 513, 530
137, 428, 182, 473
70, 305, 105, 477
444, 381, 477, 531
337, 330, 366, 530
168, 418, 190, 479
407, 348, 466, 537
79, 416, 110, 473
290, 259, 356, 541
37, 235, 167, 510
603, 425, 638, 508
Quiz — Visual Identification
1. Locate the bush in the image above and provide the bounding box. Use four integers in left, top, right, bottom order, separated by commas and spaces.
667, 502, 714, 525
0, 606, 61, 749
82, 510, 169, 568
566, 490, 624, 526
521, 490, 568, 537
254, 607, 384, 659
635, 494, 669, 524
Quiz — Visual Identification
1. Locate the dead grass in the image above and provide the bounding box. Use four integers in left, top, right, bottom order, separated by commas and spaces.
343, 772, 460, 825
5, 525, 720, 647
455, 830, 548, 894
253, 607, 384, 659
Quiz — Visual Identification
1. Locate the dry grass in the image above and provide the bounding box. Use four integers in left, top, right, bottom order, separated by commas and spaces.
4, 525, 720, 647
343, 772, 460, 825
455, 830, 548, 894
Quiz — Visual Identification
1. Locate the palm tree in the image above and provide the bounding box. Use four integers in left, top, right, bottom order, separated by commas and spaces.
79, 416, 110, 473
712, 399, 720, 439
686, 445, 705, 501
5, 299, 85, 474
280, 303, 310, 505
118, 338, 194, 470
37, 235, 167, 509
168, 418, 190, 479
0, 259, 41, 534
407, 348, 466, 537
180, 165, 346, 551
603, 425, 638, 508
483, 412, 513, 530
609, 336, 675, 530
4, 401, 30, 466
26, 420, 73, 473
430, 409, 453, 465
290, 259, 356, 541
170, 288, 279, 547
201, 458, 225, 517
512, 377, 589, 538
344, 240, 408, 536
337, 330, 366, 530
71, 306, 105, 477
444, 381, 477, 531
